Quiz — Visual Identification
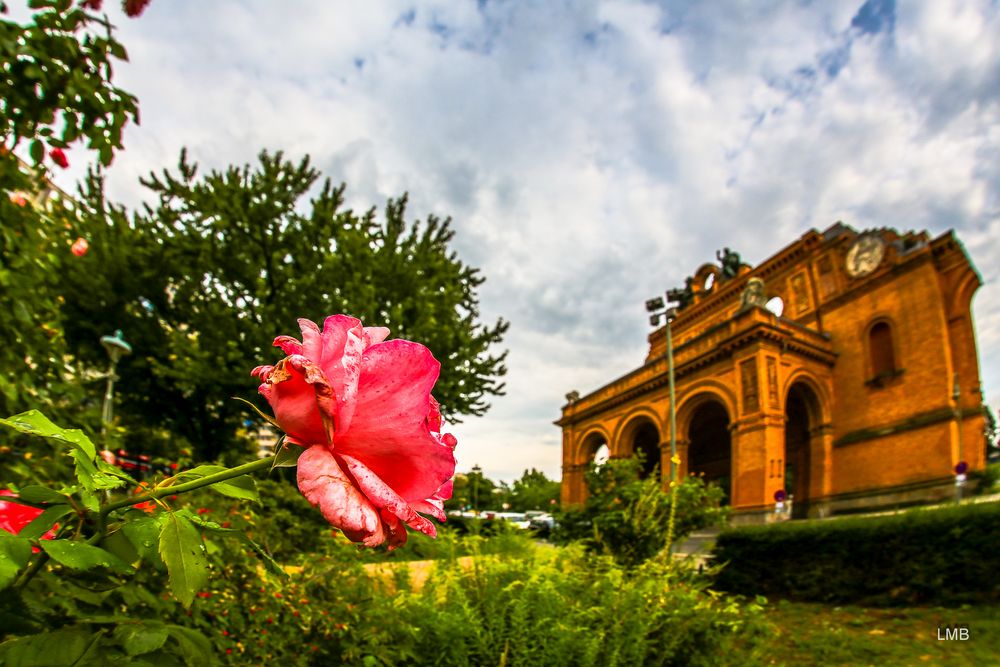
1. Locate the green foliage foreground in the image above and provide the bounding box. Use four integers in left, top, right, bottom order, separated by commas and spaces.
712, 501, 1000, 606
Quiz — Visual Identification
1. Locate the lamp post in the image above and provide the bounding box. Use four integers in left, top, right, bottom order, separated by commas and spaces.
953, 374, 965, 503
100, 330, 132, 442
645, 297, 678, 482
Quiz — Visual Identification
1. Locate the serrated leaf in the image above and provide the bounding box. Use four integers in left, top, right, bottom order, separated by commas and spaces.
0, 410, 96, 459
19, 504, 73, 540
181, 513, 287, 580
113, 623, 168, 657
0, 626, 93, 667
122, 515, 164, 565
102, 528, 140, 569
15, 485, 67, 505
40, 539, 131, 573
73, 450, 123, 491
158, 514, 208, 608
173, 465, 258, 502
164, 625, 212, 664
0, 537, 32, 590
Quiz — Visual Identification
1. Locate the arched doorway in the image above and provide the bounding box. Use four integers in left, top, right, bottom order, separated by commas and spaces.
579, 432, 609, 468
688, 400, 732, 504
785, 383, 818, 519
630, 421, 661, 480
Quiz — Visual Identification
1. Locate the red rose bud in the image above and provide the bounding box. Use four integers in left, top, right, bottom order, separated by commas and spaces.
71, 238, 89, 257
81, 0, 103, 10
122, 0, 151, 17
49, 147, 69, 169
197, 508, 209, 515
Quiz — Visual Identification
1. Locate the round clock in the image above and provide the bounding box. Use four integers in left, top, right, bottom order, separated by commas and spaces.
845, 234, 885, 278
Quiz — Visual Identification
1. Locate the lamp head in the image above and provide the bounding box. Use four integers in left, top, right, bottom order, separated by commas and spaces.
100, 330, 132, 363
645, 296, 665, 312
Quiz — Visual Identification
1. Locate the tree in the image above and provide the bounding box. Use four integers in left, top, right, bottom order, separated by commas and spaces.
0, 0, 138, 422
59, 150, 508, 459
508, 468, 560, 511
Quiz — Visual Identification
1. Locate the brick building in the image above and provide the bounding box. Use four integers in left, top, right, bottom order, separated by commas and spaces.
557, 224, 987, 521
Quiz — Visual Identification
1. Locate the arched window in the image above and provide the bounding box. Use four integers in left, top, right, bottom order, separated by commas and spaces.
869, 321, 896, 378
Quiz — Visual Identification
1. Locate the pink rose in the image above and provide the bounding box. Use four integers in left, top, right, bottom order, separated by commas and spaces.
0, 490, 56, 539
252, 316, 456, 549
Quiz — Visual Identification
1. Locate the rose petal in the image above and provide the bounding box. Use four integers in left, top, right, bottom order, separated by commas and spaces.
296, 446, 384, 546
260, 358, 326, 444
339, 454, 436, 537
363, 326, 390, 348
318, 315, 366, 432
336, 340, 456, 500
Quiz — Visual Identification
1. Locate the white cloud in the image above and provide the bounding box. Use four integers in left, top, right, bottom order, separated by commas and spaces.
33, 0, 1000, 480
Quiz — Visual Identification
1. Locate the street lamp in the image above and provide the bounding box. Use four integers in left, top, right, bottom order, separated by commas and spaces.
646, 297, 678, 482
100, 330, 132, 441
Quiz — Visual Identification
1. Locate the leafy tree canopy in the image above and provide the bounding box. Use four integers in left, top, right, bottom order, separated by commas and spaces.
0, 0, 137, 421
59, 150, 508, 459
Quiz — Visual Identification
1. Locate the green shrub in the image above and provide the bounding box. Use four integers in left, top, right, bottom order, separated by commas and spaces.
368, 546, 768, 667
554, 457, 727, 568
712, 502, 1000, 605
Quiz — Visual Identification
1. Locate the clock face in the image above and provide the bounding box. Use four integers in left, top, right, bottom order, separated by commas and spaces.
845, 234, 885, 277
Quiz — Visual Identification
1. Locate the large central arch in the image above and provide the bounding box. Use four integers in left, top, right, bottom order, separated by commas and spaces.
687, 399, 732, 503
785, 382, 821, 518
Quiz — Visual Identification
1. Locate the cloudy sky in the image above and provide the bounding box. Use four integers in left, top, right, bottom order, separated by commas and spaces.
36, 0, 1000, 482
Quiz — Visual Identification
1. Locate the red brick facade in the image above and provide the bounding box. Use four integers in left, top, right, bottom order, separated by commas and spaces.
557, 224, 986, 520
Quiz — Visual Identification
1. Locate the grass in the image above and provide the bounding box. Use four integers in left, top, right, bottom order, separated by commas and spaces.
756, 599, 1000, 666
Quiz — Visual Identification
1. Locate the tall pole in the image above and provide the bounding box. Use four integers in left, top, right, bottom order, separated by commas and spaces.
667, 315, 677, 482
101, 357, 118, 442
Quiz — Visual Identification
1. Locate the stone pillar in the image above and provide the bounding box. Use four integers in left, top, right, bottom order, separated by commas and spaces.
731, 414, 785, 512
807, 423, 834, 518
560, 463, 588, 507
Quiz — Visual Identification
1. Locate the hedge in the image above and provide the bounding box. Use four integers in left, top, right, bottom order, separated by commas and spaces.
711, 501, 1000, 605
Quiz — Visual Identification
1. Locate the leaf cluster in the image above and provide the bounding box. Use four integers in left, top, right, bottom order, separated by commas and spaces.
57, 150, 508, 459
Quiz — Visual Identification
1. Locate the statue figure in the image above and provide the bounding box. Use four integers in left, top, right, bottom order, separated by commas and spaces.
667, 276, 695, 309
740, 277, 767, 309
716, 247, 742, 280
565, 390, 580, 405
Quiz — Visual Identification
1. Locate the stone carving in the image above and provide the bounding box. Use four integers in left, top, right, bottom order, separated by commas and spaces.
740, 277, 767, 309
667, 276, 695, 309
741, 358, 759, 413
767, 356, 778, 406
717, 247, 742, 280
564, 390, 580, 404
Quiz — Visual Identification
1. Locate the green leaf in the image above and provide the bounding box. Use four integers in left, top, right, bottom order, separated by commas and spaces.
0, 410, 96, 459
0, 537, 32, 590
158, 513, 208, 607
122, 515, 164, 565
113, 623, 168, 657
19, 504, 73, 540
174, 465, 259, 502
271, 438, 302, 470
0, 626, 95, 667
182, 512, 287, 580
164, 625, 213, 664
40, 539, 131, 573
28, 140, 43, 164
15, 485, 67, 505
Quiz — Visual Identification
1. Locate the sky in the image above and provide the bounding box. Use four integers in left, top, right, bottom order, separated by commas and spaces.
30, 0, 1000, 483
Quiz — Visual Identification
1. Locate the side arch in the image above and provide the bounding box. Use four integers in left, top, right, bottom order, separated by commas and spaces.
572, 425, 613, 466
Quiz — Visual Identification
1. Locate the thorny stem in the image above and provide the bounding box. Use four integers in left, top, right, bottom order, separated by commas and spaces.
101, 455, 276, 517
14, 457, 276, 591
